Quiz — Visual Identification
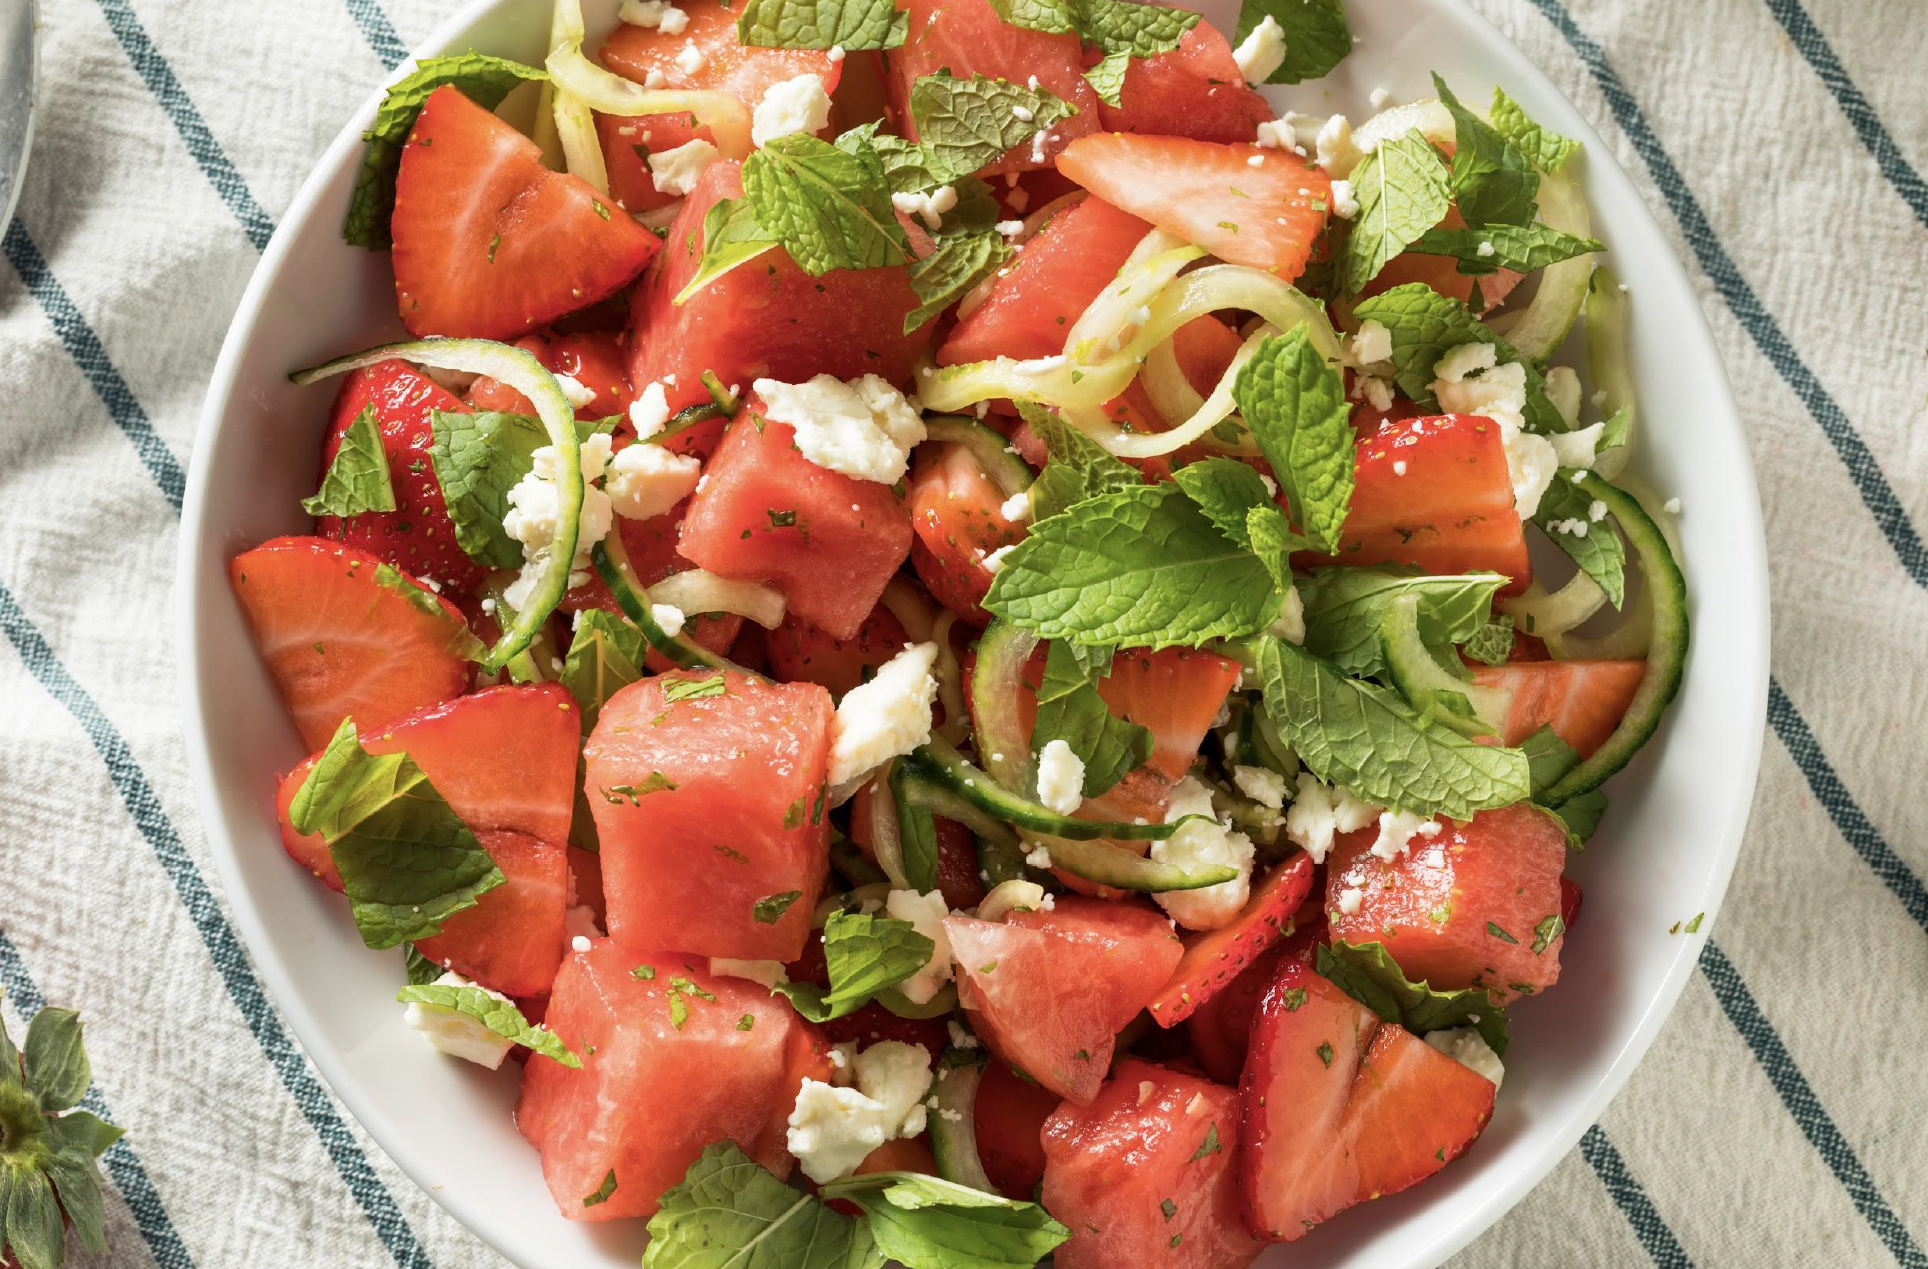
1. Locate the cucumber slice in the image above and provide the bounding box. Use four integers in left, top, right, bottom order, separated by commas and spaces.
927, 1051, 998, 1192
877, 984, 958, 1019
1485, 168, 1594, 362
897, 771, 1020, 846
1540, 474, 1688, 804
1379, 593, 1504, 739
924, 416, 1035, 499
975, 832, 1038, 888
291, 337, 580, 672
970, 620, 1041, 799
592, 535, 762, 677
1044, 837, 1238, 892
904, 739, 1177, 842
1584, 266, 1635, 479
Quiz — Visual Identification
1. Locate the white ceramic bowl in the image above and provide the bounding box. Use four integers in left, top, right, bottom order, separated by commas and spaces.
177, 2, 1769, 1264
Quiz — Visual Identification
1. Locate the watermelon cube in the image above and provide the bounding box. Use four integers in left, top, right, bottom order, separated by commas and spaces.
678, 410, 913, 640
517, 941, 830, 1220
584, 668, 834, 960
1093, 19, 1271, 144
1325, 803, 1568, 1001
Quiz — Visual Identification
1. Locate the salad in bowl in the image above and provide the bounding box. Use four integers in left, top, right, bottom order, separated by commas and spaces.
218, 0, 1690, 1261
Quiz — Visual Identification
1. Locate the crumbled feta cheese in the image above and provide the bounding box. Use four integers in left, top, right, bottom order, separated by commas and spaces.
1424, 847, 1446, 869
980, 544, 1016, 575
1392, 460, 1409, 476
503, 433, 615, 609
1284, 772, 1380, 864
1424, 1027, 1505, 1087
651, 603, 686, 637
750, 73, 833, 147
1232, 764, 1288, 810
827, 642, 939, 785
948, 1020, 980, 1049
885, 889, 953, 1004
1024, 845, 1054, 870
1231, 15, 1286, 85
1587, 498, 1608, 522
1247, 153, 1265, 167
1336, 886, 1364, 916
1011, 104, 1034, 123
753, 374, 927, 484
1314, 114, 1362, 176
570, 934, 593, 954
1350, 319, 1393, 368
604, 439, 702, 522
1150, 776, 1256, 931
673, 41, 707, 76
890, 183, 958, 231
994, 219, 1026, 240
628, 381, 672, 438
854, 1041, 934, 1138
1267, 582, 1305, 645
1434, 342, 1498, 385
788, 1080, 890, 1182
1505, 431, 1559, 519
618, 0, 681, 27
647, 138, 721, 197
1354, 373, 1394, 413
1035, 739, 1086, 815
998, 490, 1031, 522
553, 373, 598, 411
1548, 419, 1604, 470
1476, 238, 1495, 258
402, 972, 515, 1069
643, 67, 667, 90
1369, 85, 1392, 109
710, 958, 788, 989
1663, 497, 1682, 514
1549, 517, 1590, 537
1369, 809, 1443, 862
1329, 178, 1359, 219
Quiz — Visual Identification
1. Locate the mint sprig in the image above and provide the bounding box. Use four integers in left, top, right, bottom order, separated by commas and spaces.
1533, 473, 1627, 606
1298, 566, 1506, 676
774, 911, 935, 1022
1020, 404, 1142, 521
987, 0, 1198, 106
677, 198, 781, 305
0, 1000, 125, 1269
1407, 222, 1602, 276
818, 1171, 1071, 1268
736, 0, 907, 49
1489, 87, 1579, 174
1232, 325, 1355, 554
644, 1142, 881, 1269
289, 718, 507, 948
1315, 940, 1510, 1056
1433, 73, 1538, 228
429, 410, 616, 570
394, 983, 582, 1067
742, 133, 912, 275
1341, 129, 1452, 294
1232, 0, 1349, 84
908, 74, 1076, 184
303, 406, 397, 518
560, 609, 651, 733
1460, 615, 1516, 666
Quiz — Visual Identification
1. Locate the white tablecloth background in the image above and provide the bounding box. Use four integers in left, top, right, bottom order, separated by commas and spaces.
2, 0, 1924, 1263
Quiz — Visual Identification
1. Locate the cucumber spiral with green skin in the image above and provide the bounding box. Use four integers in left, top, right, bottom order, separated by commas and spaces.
926, 1051, 999, 1193
922, 415, 1036, 499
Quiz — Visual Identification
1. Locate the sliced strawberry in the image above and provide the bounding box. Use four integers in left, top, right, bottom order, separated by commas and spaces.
1148, 852, 1313, 1028
1184, 916, 1322, 1083
907, 440, 1028, 625
596, 4, 845, 212
392, 85, 661, 340
466, 329, 635, 419
313, 360, 482, 592
1470, 658, 1646, 757
415, 827, 570, 997
765, 602, 912, 699
1057, 134, 1331, 277
230, 536, 474, 748
1343, 1021, 1497, 1201
974, 1057, 1063, 1200
1091, 16, 1270, 144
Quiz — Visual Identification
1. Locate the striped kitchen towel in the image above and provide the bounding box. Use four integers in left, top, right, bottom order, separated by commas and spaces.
0, 0, 1922, 1264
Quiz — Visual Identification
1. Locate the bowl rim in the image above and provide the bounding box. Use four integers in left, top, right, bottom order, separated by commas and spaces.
175, 0, 1770, 1263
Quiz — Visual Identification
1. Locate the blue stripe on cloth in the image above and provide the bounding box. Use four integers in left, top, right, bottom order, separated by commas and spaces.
1578, 1125, 1695, 1268
1768, 678, 1928, 934
1760, 0, 1928, 232
342, 0, 411, 71
1699, 942, 1928, 1268
2, 219, 187, 512
1525, 0, 1928, 592
90, 0, 277, 252
0, 926, 197, 1269
0, 582, 435, 1269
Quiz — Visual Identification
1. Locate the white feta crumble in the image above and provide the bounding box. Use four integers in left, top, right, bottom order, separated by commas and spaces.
1231, 15, 1286, 86
402, 972, 515, 1069
979, 544, 1016, 575
787, 1080, 890, 1182
827, 642, 939, 786
1587, 498, 1609, 522
604, 439, 702, 522
643, 67, 668, 90
570, 934, 593, 953
998, 490, 1031, 522
1329, 178, 1359, 220
1425, 1026, 1505, 1087
1348, 318, 1392, 366
753, 374, 927, 484
1314, 113, 1362, 176
1548, 419, 1605, 470
1151, 776, 1256, 930
618, 0, 682, 27
1549, 517, 1589, 537
1232, 764, 1288, 810
1663, 497, 1682, 514
651, 603, 687, 637
1433, 342, 1497, 384
1353, 373, 1394, 413
647, 138, 721, 197
1429, 354, 1559, 517
1024, 845, 1054, 870
1035, 739, 1086, 815
1423, 847, 1447, 870
995, 218, 1026, 240
1476, 238, 1495, 258
752, 74, 834, 146
891, 184, 958, 232
1336, 886, 1364, 916
828, 44, 845, 60
1284, 772, 1380, 864
672, 41, 707, 77
1011, 104, 1034, 123
854, 1041, 934, 1138
1369, 809, 1442, 862
628, 381, 672, 438
884, 890, 953, 1004
503, 432, 615, 609
1267, 582, 1306, 645
948, 1019, 980, 1049
1369, 85, 1392, 109
710, 958, 789, 989
553, 373, 598, 411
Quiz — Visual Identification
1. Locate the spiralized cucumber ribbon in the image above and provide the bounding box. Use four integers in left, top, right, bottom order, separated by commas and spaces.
545, 0, 752, 160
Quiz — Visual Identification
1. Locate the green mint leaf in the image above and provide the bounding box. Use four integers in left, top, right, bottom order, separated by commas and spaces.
1020, 404, 1143, 522
1315, 940, 1510, 1057
561, 609, 650, 733
987, 0, 1194, 105
887, 762, 941, 893
664, 673, 729, 702
1232, 0, 1348, 83
1460, 615, 1516, 666
741, 133, 911, 275
1083, 50, 1133, 106
428, 409, 615, 570
679, 198, 781, 304
1035, 639, 1108, 705
394, 983, 582, 1067
1254, 638, 1531, 819
1245, 505, 1308, 593
907, 230, 1011, 333
982, 483, 1280, 649
1486, 920, 1519, 944
404, 945, 444, 986
3, 1165, 64, 1269
1340, 129, 1452, 294
601, 772, 680, 804
302, 406, 397, 518
1407, 222, 1602, 277
1187, 1123, 1222, 1162
1348, 284, 1564, 434
1597, 406, 1632, 453
21, 1009, 86, 1114
1170, 457, 1274, 551
1432, 73, 1538, 228
584, 1169, 619, 1207
754, 891, 803, 924
1032, 676, 1153, 798
908, 74, 1076, 185
1316, 1041, 1334, 1066
289, 719, 506, 949
1489, 87, 1579, 174
1534, 473, 1627, 606
736, 0, 907, 48
346, 53, 548, 249
1232, 325, 1355, 553
774, 911, 935, 1022
818, 1171, 1070, 1269
1299, 566, 1505, 676
1520, 725, 1582, 798
644, 1142, 883, 1269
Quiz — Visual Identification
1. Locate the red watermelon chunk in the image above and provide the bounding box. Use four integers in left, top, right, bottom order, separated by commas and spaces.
1042, 1060, 1261, 1269
946, 897, 1182, 1104
1310, 413, 1532, 592
415, 828, 569, 997
1325, 803, 1568, 1001
1093, 16, 1271, 144
584, 668, 833, 960
391, 86, 661, 340
766, 602, 912, 699
626, 162, 932, 410
677, 410, 913, 640
230, 536, 474, 749
517, 941, 830, 1220
1470, 658, 1646, 757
